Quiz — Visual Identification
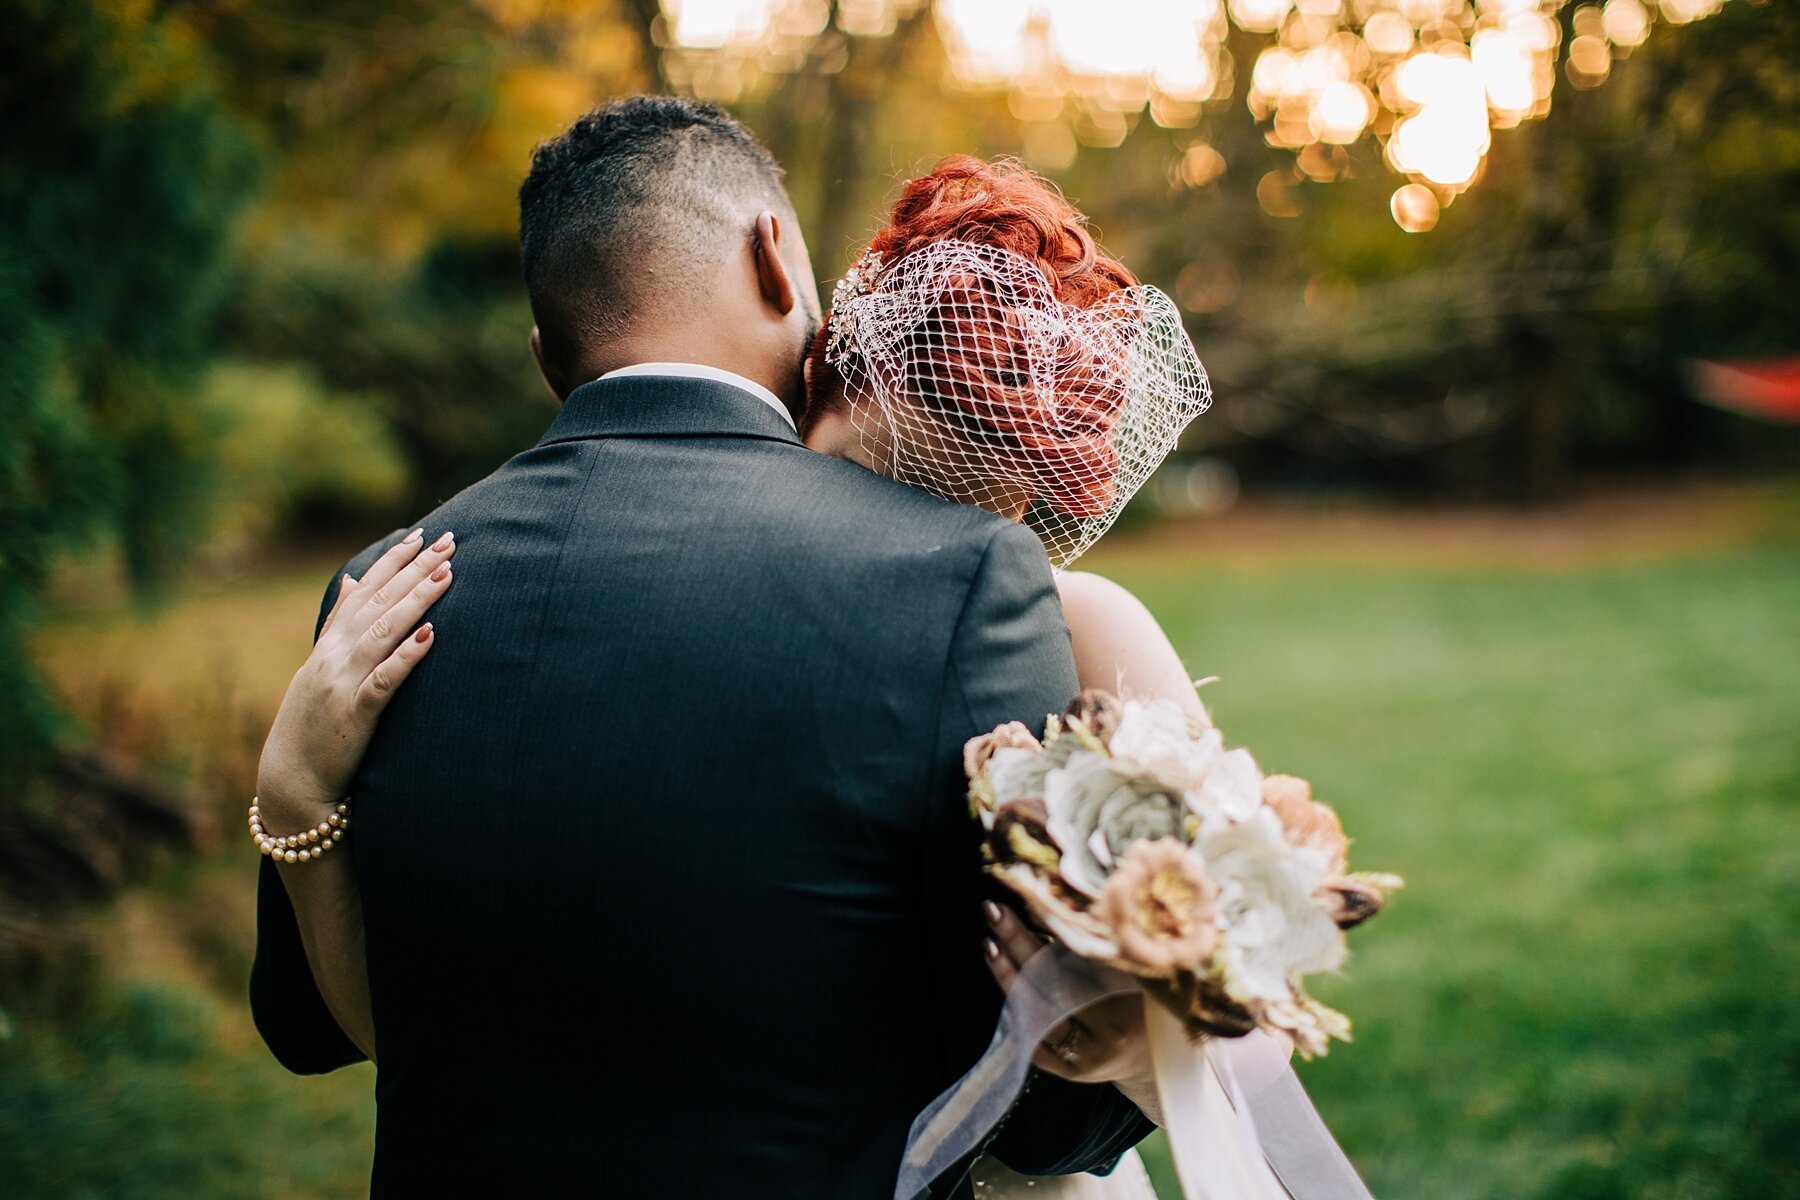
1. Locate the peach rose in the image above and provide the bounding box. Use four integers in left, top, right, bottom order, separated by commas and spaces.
1095, 837, 1219, 978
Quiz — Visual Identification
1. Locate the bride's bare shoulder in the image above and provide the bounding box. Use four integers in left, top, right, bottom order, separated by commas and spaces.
1054, 568, 1148, 620
1055, 569, 1184, 650
1054, 570, 1205, 721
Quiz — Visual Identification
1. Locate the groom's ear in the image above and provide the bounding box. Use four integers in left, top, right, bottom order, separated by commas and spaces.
752, 212, 797, 318
529, 326, 572, 402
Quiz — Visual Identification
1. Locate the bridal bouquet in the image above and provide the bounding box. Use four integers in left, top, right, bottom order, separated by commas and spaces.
966, 689, 1400, 1058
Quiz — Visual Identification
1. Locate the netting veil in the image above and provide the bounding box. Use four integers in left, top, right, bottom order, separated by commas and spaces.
824, 239, 1211, 567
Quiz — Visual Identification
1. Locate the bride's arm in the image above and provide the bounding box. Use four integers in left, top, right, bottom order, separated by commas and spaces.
1049, 568, 1212, 1125
255, 530, 457, 1062
1055, 570, 1208, 729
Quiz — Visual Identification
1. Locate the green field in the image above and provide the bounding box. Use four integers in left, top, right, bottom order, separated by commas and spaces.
5, 500, 1797, 1199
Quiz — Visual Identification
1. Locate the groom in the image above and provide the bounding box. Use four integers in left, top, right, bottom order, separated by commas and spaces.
251, 96, 1152, 1196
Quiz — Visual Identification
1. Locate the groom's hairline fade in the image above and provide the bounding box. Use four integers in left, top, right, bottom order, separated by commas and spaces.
519, 96, 794, 377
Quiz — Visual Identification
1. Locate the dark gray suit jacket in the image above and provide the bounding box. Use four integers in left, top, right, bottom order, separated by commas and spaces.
250, 374, 1150, 1196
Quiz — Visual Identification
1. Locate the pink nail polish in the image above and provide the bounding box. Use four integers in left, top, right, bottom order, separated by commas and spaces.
403, 528, 423, 544
430, 564, 451, 583
415, 623, 433, 643
984, 901, 1002, 924
431, 531, 455, 551
984, 938, 1001, 961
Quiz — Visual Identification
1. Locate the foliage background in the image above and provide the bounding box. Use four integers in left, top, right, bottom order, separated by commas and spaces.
1, 1, 1795, 1196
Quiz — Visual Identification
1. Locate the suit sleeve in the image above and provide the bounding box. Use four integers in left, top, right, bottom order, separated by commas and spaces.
248, 533, 402, 1074
924, 523, 1154, 1179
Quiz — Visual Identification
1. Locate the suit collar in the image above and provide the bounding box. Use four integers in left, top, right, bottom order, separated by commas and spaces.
537, 375, 805, 449
598, 362, 796, 430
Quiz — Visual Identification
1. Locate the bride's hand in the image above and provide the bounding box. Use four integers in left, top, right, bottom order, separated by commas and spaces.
256, 529, 456, 830
983, 902, 1156, 1089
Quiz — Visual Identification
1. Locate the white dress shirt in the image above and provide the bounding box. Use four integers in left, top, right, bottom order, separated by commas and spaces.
598, 362, 797, 431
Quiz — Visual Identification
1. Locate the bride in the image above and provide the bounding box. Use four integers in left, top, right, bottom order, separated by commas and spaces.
257, 155, 1212, 1199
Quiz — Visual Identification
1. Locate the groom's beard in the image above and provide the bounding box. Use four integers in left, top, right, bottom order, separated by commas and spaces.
788, 310, 821, 421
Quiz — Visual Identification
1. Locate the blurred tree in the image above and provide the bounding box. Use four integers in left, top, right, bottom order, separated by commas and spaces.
631, 2, 1798, 499
167, 0, 651, 253
0, 0, 259, 793
202, 360, 411, 551
1091, 1, 1800, 499
220, 233, 554, 505
172, 0, 652, 503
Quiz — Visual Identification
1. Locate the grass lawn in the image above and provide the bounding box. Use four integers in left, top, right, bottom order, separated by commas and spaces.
7, 491, 1797, 1199
1101, 535, 1800, 1200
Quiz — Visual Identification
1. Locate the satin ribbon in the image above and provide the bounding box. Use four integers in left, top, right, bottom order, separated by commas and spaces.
1148, 1003, 1289, 1200
895, 943, 1140, 1200
1210, 1033, 1377, 1200
895, 943, 1379, 1200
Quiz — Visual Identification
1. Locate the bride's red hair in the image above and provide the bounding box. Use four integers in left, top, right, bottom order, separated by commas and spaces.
803, 156, 1138, 518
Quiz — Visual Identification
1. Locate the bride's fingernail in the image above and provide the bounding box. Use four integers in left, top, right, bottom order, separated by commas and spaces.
431, 530, 455, 551
342, 574, 356, 589
430, 564, 451, 583
984, 938, 1001, 961
415, 623, 433, 643
403, 528, 423, 544
983, 901, 1002, 925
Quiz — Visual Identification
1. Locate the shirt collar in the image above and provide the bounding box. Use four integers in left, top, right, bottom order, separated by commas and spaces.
598, 362, 796, 431
536, 373, 803, 449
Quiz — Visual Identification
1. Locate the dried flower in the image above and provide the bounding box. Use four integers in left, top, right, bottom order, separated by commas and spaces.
972, 685, 1396, 1061
966, 722, 1045, 826
991, 863, 1123, 962
1108, 698, 1208, 794
1188, 736, 1263, 828
965, 722, 1044, 783
1318, 878, 1386, 929
1261, 774, 1348, 874
1259, 992, 1352, 1060
1202, 808, 1345, 1005
1063, 689, 1123, 745
1045, 752, 1188, 896
1096, 838, 1219, 978
987, 796, 1061, 871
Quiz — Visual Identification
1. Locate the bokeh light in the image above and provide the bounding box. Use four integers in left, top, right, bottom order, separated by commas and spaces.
656, 0, 1734, 230
1390, 181, 1442, 231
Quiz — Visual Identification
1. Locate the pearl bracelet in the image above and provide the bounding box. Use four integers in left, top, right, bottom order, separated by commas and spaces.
250, 799, 351, 863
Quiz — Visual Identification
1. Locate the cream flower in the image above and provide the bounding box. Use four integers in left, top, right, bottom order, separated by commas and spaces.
1260, 774, 1348, 874
1095, 838, 1219, 978
1187, 737, 1263, 828
1105, 699, 1196, 791
1201, 808, 1346, 1005
1044, 751, 1188, 897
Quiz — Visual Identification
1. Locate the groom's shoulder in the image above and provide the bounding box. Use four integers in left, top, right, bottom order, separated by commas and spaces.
750, 450, 1045, 594
311, 526, 414, 640
770, 448, 1015, 549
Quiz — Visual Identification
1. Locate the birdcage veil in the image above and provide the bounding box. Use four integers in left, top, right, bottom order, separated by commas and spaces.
824, 239, 1210, 567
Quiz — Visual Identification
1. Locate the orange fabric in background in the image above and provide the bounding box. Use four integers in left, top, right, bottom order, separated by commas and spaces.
1691, 358, 1800, 423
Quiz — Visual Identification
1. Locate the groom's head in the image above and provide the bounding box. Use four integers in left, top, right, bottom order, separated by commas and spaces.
519, 96, 819, 410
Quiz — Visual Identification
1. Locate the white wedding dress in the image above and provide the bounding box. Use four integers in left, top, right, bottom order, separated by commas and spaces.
971, 1148, 1159, 1199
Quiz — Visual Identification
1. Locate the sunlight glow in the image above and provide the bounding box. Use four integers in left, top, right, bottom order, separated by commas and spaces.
656, 0, 1734, 231
663, 0, 785, 49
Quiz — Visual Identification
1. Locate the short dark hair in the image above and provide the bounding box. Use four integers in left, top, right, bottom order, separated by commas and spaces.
519, 96, 792, 376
